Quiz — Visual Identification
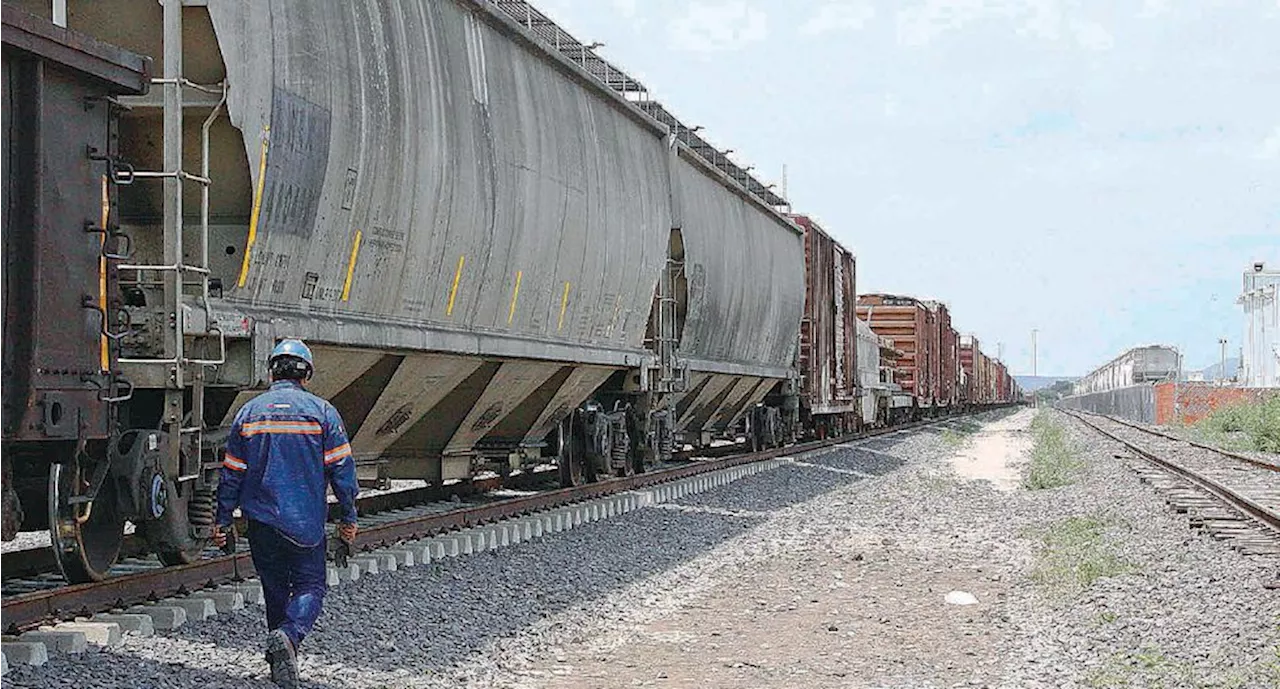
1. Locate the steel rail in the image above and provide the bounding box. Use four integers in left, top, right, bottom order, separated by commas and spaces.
1064, 410, 1280, 536
1, 411, 1000, 632
1073, 409, 1280, 472
0, 472, 520, 583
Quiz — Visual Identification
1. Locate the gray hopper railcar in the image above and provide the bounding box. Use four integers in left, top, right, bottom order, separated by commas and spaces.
2, 0, 1024, 586
1, 0, 805, 582
1072, 345, 1180, 396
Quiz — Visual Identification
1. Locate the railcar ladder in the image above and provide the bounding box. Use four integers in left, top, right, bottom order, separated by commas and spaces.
652, 256, 688, 393
115, 0, 226, 479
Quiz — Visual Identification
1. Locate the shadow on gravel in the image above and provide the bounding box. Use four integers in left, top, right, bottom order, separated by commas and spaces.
10, 423, 957, 687
165, 507, 764, 682
673, 444, 906, 513
2, 652, 301, 689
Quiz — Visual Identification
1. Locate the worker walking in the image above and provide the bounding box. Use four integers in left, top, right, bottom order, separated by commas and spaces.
213, 339, 359, 688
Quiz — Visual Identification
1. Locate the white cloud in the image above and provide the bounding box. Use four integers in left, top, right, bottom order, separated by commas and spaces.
611, 0, 638, 20
1139, 0, 1170, 18
895, 0, 1118, 51
667, 1, 768, 53
800, 3, 877, 36
1071, 20, 1114, 51
883, 93, 900, 118
1014, 0, 1065, 42
1256, 125, 1280, 160
895, 0, 991, 47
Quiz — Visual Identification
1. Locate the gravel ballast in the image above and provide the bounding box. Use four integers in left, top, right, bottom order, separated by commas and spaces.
6, 409, 1277, 688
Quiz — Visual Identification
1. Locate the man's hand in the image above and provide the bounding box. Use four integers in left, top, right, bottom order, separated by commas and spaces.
337, 522, 357, 544
212, 524, 228, 548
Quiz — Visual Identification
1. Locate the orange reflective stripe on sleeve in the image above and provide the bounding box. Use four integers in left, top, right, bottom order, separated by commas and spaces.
323, 443, 352, 465
223, 453, 247, 471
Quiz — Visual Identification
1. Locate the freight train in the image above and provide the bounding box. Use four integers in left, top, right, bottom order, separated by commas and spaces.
1, 1, 1021, 584
1072, 345, 1180, 395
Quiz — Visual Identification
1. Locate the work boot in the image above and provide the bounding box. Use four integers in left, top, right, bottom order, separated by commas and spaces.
265, 629, 299, 688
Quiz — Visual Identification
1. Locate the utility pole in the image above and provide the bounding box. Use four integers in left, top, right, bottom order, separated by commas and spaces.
1218, 337, 1228, 384
1031, 329, 1038, 408
782, 164, 793, 213
1032, 329, 1038, 377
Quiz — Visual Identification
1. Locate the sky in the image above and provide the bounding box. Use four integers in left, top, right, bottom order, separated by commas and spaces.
529, 0, 1280, 376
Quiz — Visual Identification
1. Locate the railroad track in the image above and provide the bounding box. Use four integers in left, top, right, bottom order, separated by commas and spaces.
1064, 410, 1280, 562
1, 414, 984, 633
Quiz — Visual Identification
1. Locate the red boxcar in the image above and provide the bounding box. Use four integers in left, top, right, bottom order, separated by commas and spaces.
790, 215, 859, 434
993, 360, 1011, 403
960, 335, 980, 404
857, 294, 939, 409
925, 301, 958, 408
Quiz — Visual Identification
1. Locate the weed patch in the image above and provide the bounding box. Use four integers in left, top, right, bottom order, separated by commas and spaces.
1029, 515, 1134, 599
1024, 411, 1084, 489
1184, 395, 1280, 453
940, 419, 981, 448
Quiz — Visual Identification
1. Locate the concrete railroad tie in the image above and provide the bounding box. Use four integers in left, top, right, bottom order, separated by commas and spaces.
0, 459, 786, 670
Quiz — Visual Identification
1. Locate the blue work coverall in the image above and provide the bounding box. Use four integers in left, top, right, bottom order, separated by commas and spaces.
216, 379, 359, 649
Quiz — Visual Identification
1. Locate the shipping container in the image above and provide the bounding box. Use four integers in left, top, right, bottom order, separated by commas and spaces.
791, 215, 859, 432
858, 294, 938, 408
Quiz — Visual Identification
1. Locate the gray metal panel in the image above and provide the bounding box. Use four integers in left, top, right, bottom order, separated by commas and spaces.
208, 302, 652, 369
1059, 385, 1157, 425
206, 0, 670, 358
674, 155, 804, 373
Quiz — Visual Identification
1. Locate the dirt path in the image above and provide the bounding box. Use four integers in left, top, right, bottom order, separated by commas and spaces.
947, 411, 1032, 491
521, 412, 1037, 689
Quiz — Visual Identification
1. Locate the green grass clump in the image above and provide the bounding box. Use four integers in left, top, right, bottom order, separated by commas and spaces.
1024, 411, 1085, 489
1029, 515, 1134, 599
940, 419, 981, 448
1186, 395, 1280, 453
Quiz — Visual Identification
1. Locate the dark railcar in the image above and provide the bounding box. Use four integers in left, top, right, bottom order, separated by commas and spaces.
925, 301, 958, 408
790, 214, 858, 437
2, 9, 151, 568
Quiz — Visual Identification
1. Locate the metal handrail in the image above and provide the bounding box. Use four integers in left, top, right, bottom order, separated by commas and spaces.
117, 262, 211, 275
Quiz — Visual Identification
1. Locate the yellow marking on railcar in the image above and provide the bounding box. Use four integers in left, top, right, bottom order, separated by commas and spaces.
557, 281, 571, 331
341, 229, 362, 301
98, 175, 109, 372
446, 255, 465, 316
237, 125, 271, 288
507, 270, 523, 325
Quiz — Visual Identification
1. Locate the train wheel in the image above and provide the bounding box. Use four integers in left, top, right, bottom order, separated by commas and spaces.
557, 419, 585, 488
156, 544, 203, 566
143, 479, 212, 566
49, 460, 125, 583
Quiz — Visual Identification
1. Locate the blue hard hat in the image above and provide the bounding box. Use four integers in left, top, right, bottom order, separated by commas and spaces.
269, 339, 314, 367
